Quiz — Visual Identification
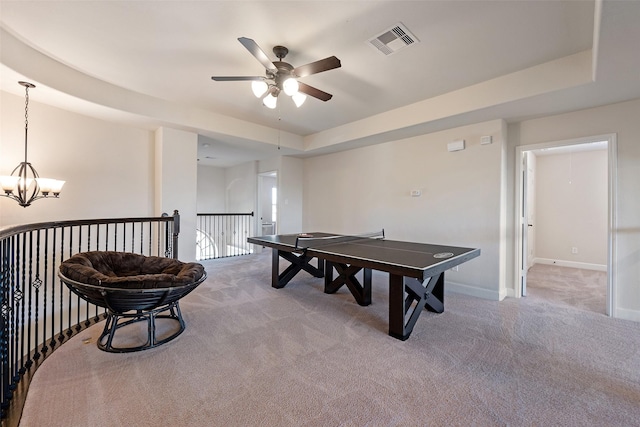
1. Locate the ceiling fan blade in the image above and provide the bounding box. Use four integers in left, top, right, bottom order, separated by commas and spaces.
293, 56, 341, 78
211, 76, 265, 81
298, 82, 333, 101
238, 37, 277, 72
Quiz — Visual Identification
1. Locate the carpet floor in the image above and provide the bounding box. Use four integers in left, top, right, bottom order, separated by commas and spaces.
526, 263, 607, 315
18, 253, 640, 426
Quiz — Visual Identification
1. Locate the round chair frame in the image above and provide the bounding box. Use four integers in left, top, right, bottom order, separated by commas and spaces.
59, 270, 206, 353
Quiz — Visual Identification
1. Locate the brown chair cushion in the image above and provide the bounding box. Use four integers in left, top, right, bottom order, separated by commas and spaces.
59, 251, 205, 289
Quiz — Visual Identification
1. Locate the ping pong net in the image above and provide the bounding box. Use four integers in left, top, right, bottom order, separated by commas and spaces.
294, 229, 385, 250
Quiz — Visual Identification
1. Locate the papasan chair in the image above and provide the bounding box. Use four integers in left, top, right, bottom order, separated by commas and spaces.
59, 251, 206, 353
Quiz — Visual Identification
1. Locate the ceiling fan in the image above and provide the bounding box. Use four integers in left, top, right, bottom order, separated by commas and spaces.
211, 37, 341, 109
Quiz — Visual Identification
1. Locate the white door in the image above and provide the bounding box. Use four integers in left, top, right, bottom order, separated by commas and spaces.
526, 152, 536, 269
258, 172, 277, 236
520, 152, 530, 296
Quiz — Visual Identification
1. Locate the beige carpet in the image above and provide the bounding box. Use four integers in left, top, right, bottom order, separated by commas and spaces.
19, 253, 640, 426
526, 263, 607, 315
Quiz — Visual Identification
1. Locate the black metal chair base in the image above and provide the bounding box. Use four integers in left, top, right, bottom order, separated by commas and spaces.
98, 301, 186, 353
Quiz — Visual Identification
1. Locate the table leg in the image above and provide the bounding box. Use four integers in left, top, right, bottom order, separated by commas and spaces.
271, 248, 324, 288
324, 262, 372, 306
388, 272, 445, 340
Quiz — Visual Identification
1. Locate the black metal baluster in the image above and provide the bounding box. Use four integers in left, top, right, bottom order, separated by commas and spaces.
32, 231, 42, 363
95, 223, 100, 251
104, 223, 109, 251
216, 215, 221, 257
163, 221, 168, 258
50, 228, 58, 351
41, 229, 49, 358
66, 227, 73, 338
77, 224, 82, 256
147, 222, 152, 256
24, 232, 34, 369
7, 236, 17, 393
58, 227, 65, 344
16, 234, 25, 380
1, 239, 12, 412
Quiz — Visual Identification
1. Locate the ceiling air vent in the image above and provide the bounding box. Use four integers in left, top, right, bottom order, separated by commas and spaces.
368, 23, 419, 56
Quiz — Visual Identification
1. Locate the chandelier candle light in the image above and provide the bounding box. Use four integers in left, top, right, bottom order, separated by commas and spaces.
0, 81, 65, 207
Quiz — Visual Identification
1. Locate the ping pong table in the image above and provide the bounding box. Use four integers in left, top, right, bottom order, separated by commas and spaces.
247, 232, 480, 340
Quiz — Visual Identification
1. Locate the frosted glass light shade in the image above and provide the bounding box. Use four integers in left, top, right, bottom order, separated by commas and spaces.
292, 92, 307, 107
263, 93, 278, 109
35, 178, 55, 193
0, 176, 19, 193
50, 180, 65, 193
35, 178, 64, 194
283, 78, 299, 96
251, 80, 268, 98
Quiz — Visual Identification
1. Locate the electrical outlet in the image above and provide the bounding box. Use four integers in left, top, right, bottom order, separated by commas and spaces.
571, 247, 578, 254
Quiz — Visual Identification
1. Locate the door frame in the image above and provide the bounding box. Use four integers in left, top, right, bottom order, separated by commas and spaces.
257, 170, 278, 232
520, 151, 534, 297
514, 133, 617, 316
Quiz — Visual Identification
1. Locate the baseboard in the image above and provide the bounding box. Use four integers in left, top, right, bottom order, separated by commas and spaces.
533, 258, 607, 272
445, 280, 504, 301
614, 307, 640, 323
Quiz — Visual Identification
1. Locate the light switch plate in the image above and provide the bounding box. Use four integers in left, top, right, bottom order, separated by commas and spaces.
447, 140, 465, 152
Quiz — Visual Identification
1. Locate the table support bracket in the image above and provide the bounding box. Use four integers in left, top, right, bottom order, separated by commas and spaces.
324, 262, 372, 306
271, 249, 324, 288
388, 272, 444, 340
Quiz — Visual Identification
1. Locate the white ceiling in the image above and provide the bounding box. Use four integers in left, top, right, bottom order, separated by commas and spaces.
1, 1, 639, 167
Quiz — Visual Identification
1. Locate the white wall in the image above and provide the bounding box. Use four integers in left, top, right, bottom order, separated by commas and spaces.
535, 149, 608, 268
278, 156, 303, 234
197, 165, 226, 213
303, 120, 506, 300
509, 97, 640, 321
225, 162, 257, 213
0, 90, 154, 226
154, 127, 198, 261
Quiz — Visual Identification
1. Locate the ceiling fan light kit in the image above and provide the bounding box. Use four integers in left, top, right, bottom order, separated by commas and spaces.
292, 92, 306, 107
282, 77, 299, 96
263, 92, 278, 109
212, 37, 341, 109
251, 80, 268, 98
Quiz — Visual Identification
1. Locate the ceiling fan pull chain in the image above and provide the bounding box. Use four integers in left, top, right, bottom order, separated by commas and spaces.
277, 114, 281, 150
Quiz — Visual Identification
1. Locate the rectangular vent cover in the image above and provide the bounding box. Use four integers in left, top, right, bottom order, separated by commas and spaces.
368, 23, 419, 56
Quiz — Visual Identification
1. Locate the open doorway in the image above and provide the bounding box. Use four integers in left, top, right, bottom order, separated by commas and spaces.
258, 171, 278, 236
515, 134, 617, 316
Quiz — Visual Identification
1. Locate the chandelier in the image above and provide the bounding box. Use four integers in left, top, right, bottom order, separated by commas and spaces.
0, 81, 65, 208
